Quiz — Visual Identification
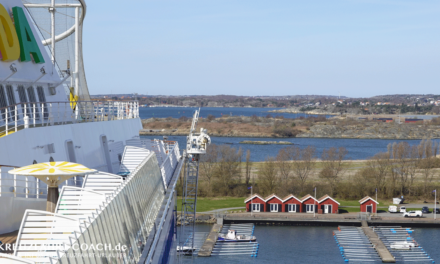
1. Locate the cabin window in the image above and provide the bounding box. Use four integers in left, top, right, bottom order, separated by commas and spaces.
270, 204, 279, 212
27, 87, 40, 119
0, 85, 8, 120
36, 86, 48, 120
251, 203, 260, 212
288, 204, 297, 212
5, 85, 18, 120
17, 85, 31, 117
306, 204, 315, 213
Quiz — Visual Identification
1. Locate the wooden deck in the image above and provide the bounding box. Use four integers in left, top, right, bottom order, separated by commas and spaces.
0, 230, 18, 254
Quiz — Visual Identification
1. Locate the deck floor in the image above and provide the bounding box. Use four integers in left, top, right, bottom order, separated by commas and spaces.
0, 230, 18, 254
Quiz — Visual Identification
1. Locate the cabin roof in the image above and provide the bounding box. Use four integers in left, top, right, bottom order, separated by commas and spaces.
318, 195, 340, 205
244, 193, 265, 203
300, 194, 318, 202
359, 196, 379, 205
264, 193, 282, 202
282, 194, 301, 202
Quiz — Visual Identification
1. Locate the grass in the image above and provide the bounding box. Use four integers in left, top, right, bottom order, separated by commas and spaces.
177, 197, 246, 212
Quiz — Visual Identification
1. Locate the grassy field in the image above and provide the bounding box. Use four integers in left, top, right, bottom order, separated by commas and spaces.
177, 197, 246, 212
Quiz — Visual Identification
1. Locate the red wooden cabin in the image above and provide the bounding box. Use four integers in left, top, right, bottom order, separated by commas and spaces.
301, 194, 319, 213
282, 194, 302, 213
265, 194, 283, 212
359, 196, 379, 213
318, 195, 340, 214
244, 194, 265, 212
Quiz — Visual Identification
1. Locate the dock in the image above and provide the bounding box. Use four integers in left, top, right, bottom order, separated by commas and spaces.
198, 223, 222, 257
0, 230, 18, 254
361, 221, 396, 263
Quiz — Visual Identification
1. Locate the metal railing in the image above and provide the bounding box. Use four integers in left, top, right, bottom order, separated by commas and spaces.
56, 152, 166, 264
160, 141, 180, 188
0, 100, 139, 137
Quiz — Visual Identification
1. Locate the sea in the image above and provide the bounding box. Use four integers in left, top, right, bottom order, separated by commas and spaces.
140, 107, 440, 161
181, 225, 440, 264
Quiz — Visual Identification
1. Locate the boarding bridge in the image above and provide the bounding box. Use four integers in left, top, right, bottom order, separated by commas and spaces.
11, 141, 183, 264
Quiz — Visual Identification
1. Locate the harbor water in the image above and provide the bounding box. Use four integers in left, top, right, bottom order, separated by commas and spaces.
181, 225, 440, 264
142, 135, 440, 162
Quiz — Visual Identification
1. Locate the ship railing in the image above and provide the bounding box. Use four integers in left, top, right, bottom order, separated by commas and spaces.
160, 141, 180, 188
0, 167, 83, 199
55, 152, 166, 264
0, 100, 139, 137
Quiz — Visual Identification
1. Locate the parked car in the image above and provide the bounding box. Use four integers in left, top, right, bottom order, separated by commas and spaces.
400, 206, 406, 213
435, 208, 440, 214
388, 205, 398, 213
403, 211, 423, 217
422, 207, 430, 214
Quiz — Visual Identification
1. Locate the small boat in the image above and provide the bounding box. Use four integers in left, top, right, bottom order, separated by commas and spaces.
390, 241, 416, 250
176, 246, 196, 255
218, 230, 256, 242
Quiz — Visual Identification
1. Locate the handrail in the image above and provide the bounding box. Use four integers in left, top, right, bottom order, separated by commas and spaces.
0, 100, 139, 137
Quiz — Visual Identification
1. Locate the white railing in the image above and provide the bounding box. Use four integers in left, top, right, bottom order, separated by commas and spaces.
0, 167, 83, 199
0, 100, 139, 137
160, 142, 180, 187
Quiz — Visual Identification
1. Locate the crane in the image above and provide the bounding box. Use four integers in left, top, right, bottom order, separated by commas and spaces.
178, 109, 211, 256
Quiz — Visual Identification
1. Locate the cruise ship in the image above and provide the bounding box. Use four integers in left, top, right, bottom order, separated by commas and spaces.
0, 0, 198, 263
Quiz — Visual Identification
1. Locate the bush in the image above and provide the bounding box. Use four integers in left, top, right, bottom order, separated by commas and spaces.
178, 116, 188, 121
272, 126, 299, 137
207, 114, 216, 121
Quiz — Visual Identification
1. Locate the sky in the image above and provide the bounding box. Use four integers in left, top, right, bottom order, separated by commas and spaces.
82, 0, 440, 97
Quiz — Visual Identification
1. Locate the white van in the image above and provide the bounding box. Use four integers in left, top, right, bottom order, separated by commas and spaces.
400, 206, 406, 213
388, 206, 397, 213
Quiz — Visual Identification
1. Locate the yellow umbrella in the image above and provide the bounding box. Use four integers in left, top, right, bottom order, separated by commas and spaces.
9, 162, 97, 212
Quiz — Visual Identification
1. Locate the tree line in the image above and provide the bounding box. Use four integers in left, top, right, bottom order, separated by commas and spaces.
181, 139, 440, 201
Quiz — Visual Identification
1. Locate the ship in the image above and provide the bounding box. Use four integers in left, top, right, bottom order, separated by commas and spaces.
0, 0, 201, 263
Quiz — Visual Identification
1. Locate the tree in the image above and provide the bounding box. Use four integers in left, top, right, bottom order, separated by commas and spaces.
200, 144, 219, 192
292, 146, 316, 195
213, 145, 243, 195
319, 147, 347, 196
276, 147, 294, 195
259, 157, 278, 195
245, 150, 252, 187
367, 152, 391, 197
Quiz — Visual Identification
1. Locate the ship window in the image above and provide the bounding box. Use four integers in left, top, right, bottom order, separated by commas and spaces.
0, 86, 7, 120
36, 86, 48, 119
6, 85, 18, 120
18, 85, 31, 117
27, 87, 40, 119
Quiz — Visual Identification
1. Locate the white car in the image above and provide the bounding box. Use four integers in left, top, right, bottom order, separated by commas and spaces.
388, 206, 397, 213
403, 211, 423, 217
400, 206, 406, 213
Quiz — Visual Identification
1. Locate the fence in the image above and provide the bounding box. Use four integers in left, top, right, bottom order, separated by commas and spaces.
0, 100, 139, 137
55, 152, 166, 264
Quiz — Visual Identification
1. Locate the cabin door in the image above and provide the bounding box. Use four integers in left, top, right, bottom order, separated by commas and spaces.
366, 205, 372, 213
100, 135, 113, 173
324, 205, 332, 214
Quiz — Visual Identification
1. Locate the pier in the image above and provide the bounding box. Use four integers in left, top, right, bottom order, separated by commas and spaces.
198, 223, 222, 257
361, 221, 396, 263
224, 212, 440, 228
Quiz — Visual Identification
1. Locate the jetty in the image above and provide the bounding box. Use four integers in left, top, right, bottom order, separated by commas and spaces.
198, 223, 222, 257
361, 221, 396, 263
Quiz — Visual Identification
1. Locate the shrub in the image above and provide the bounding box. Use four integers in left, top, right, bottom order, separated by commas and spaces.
207, 114, 216, 121
178, 116, 188, 121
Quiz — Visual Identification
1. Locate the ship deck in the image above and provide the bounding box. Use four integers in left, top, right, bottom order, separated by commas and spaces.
0, 230, 18, 254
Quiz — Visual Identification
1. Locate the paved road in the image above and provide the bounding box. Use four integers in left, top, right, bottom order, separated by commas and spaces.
198, 207, 245, 214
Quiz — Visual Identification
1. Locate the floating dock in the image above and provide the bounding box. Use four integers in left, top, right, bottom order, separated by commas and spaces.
198, 223, 222, 257
335, 223, 435, 263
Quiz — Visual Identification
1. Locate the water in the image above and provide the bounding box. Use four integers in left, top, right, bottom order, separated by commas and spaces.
182, 225, 440, 264
139, 107, 332, 119
139, 106, 440, 120
141, 135, 440, 161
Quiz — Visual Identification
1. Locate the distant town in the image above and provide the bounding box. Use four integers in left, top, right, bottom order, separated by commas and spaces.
92, 94, 440, 115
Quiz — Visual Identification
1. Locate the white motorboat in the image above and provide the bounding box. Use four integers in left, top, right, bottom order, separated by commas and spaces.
218, 230, 257, 242
176, 246, 196, 255
390, 241, 416, 250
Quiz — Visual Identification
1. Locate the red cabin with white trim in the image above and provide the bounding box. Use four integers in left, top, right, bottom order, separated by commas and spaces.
318, 195, 340, 214
244, 194, 265, 212
282, 194, 302, 213
359, 196, 379, 213
301, 194, 319, 213
265, 194, 283, 212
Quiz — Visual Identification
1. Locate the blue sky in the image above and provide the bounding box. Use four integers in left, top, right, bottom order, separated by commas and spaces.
83, 0, 440, 97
